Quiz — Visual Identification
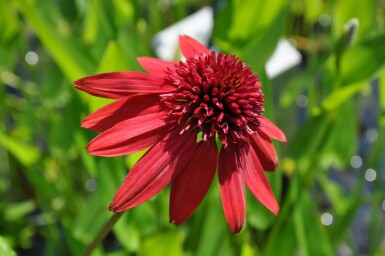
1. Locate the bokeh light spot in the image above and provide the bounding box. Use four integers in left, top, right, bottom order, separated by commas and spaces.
364, 168, 376, 182
365, 128, 378, 143
25, 51, 39, 65
321, 212, 333, 226
85, 178, 98, 192
350, 155, 362, 169
296, 95, 308, 108
319, 14, 331, 27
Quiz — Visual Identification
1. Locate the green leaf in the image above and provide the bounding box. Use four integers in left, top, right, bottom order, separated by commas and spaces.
380, 71, 385, 127
14, 0, 95, 81
247, 190, 276, 230
139, 231, 183, 256
303, 0, 324, 23
73, 158, 124, 243
194, 188, 234, 256
318, 175, 350, 215
289, 114, 330, 160
0, 131, 41, 165
214, 0, 288, 70
125, 149, 147, 169
293, 192, 333, 256
332, 0, 376, 40
97, 41, 130, 73
113, 212, 140, 252
329, 184, 363, 249
263, 218, 296, 255
214, 0, 287, 44
82, 0, 100, 44
320, 101, 358, 169
0, 237, 16, 256
0, 1, 20, 43
321, 82, 368, 111
340, 33, 385, 86
4, 200, 36, 222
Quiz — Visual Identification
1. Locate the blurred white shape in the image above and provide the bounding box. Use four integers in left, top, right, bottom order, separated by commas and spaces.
153, 7, 301, 79
319, 13, 332, 27
265, 39, 302, 78
296, 94, 308, 108
338, 244, 353, 256
350, 155, 362, 169
365, 128, 378, 143
382, 200, 385, 211
85, 178, 97, 192
25, 51, 39, 65
153, 7, 213, 61
365, 168, 376, 182
321, 212, 333, 226
288, 38, 297, 48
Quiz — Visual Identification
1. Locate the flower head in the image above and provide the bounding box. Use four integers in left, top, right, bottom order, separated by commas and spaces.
74, 35, 286, 234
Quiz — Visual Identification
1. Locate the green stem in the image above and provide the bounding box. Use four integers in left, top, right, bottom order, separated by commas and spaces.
83, 212, 124, 256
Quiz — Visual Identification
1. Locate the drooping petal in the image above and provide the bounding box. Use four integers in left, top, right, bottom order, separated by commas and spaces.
109, 130, 198, 211
137, 57, 176, 74
259, 116, 287, 142
218, 145, 246, 234
178, 35, 210, 59
74, 72, 175, 98
81, 94, 162, 132
241, 146, 279, 215
251, 134, 278, 172
87, 111, 171, 156
170, 139, 218, 225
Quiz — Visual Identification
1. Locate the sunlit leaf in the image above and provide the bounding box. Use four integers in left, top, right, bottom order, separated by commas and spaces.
0, 237, 16, 256
340, 33, 385, 86
321, 82, 368, 111
140, 231, 183, 256
4, 200, 36, 221
332, 0, 376, 40
0, 132, 40, 165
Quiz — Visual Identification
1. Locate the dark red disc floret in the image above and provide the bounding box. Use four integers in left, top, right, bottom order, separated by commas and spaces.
161, 51, 265, 146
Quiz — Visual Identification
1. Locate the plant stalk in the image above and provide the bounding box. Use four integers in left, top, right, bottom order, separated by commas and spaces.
83, 212, 123, 256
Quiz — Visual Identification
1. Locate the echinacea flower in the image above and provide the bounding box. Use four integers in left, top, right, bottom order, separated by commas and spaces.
74, 35, 286, 234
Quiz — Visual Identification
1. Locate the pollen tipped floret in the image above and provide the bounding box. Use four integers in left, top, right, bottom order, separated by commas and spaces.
161, 51, 265, 146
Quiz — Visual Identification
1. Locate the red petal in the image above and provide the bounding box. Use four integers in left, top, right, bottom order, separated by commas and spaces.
178, 35, 210, 59
218, 145, 246, 234
241, 146, 279, 215
74, 72, 175, 98
87, 111, 170, 156
109, 130, 198, 211
137, 57, 176, 74
170, 139, 218, 225
251, 134, 278, 172
81, 94, 162, 132
259, 116, 287, 142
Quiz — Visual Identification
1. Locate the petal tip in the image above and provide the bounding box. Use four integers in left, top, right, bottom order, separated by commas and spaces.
259, 116, 287, 142
230, 223, 244, 235
269, 201, 280, 216
108, 204, 119, 212
73, 79, 80, 87
169, 219, 179, 226
178, 34, 210, 58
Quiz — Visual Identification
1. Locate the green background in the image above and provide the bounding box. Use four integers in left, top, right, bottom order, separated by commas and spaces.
1, 0, 385, 255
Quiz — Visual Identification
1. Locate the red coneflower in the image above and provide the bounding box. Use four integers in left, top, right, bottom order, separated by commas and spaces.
75, 35, 286, 234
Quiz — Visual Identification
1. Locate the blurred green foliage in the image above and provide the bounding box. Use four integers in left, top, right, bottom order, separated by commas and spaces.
1, 0, 385, 255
